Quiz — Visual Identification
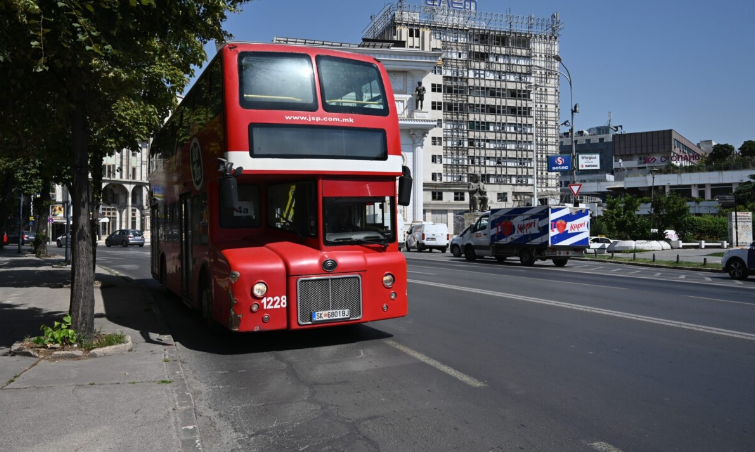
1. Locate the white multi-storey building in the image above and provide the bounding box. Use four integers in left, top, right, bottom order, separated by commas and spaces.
364, 1, 564, 231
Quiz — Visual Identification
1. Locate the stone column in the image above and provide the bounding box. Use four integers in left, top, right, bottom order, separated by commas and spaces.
410, 130, 429, 223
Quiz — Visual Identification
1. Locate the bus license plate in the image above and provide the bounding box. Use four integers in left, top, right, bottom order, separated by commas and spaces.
312, 309, 350, 322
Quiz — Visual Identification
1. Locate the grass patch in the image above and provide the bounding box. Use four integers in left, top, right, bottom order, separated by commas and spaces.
79, 332, 127, 351
158, 379, 173, 384
581, 254, 721, 270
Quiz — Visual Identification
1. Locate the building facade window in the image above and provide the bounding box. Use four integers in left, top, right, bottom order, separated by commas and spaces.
431, 155, 443, 164
431, 172, 443, 182
454, 192, 465, 201
431, 136, 442, 146
497, 193, 508, 202
431, 83, 442, 93
431, 101, 442, 111
431, 191, 443, 201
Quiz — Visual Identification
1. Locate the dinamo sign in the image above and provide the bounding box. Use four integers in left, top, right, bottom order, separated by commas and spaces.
425, 0, 478, 11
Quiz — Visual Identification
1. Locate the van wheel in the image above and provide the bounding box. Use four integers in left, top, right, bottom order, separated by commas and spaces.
405, 243, 411, 252
520, 249, 535, 267
441, 246, 447, 253
464, 245, 477, 262
451, 245, 461, 257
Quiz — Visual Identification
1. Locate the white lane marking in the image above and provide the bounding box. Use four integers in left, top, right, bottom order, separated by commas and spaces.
678, 275, 686, 279
384, 340, 487, 388
588, 442, 626, 452
409, 265, 625, 290
704, 277, 712, 282
409, 280, 755, 342
687, 295, 755, 307
407, 270, 436, 275
425, 260, 755, 291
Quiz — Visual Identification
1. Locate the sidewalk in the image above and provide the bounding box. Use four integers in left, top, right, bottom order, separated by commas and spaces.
0, 246, 198, 452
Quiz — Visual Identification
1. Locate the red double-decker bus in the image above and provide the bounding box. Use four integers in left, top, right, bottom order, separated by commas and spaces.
149, 43, 412, 332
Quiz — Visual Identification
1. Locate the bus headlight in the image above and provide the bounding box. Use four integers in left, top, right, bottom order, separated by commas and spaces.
382, 273, 395, 288
252, 282, 268, 298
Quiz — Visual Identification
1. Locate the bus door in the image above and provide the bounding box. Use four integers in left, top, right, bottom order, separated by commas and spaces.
180, 193, 193, 300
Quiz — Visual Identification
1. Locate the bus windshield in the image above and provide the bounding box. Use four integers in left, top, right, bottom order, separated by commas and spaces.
316, 56, 389, 116
239, 52, 317, 111
323, 197, 396, 246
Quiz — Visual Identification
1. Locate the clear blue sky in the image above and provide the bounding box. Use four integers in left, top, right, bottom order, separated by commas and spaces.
191, 0, 755, 148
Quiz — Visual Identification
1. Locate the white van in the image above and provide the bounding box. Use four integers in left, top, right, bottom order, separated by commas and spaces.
405, 222, 449, 252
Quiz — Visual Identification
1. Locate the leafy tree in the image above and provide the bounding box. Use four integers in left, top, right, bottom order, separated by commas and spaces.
707, 143, 735, 163
734, 174, 755, 203
739, 140, 755, 158
602, 195, 650, 239
1, 0, 250, 337
649, 191, 691, 240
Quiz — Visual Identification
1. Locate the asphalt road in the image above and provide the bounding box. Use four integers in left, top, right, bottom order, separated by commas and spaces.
60, 245, 755, 451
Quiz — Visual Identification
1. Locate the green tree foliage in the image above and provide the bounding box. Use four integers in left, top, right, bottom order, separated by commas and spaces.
734, 174, 755, 203
649, 191, 691, 240
602, 195, 650, 239
707, 143, 735, 163
739, 140, 755, 158
1, 0, 250, 336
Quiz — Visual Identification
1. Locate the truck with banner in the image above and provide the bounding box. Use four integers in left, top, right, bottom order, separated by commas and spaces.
460, 206, 590, 266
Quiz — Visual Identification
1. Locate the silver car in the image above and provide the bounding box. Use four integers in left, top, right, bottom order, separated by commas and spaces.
105, 229, 145, 247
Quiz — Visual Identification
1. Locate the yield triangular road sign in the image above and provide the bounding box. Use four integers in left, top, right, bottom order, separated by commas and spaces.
568, 183, 582, 198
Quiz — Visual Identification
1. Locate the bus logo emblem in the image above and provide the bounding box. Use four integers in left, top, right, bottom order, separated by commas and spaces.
190, 137, 203, 190
322, 259, 338, 272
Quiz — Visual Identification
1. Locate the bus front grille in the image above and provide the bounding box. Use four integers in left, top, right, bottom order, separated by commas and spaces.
297, 275, 362, 325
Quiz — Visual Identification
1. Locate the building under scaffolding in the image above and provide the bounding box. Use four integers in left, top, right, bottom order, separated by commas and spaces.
364, 1, 563, 208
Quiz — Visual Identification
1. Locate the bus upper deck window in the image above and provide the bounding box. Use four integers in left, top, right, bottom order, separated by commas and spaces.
317, 56, 389, 117
239, 52, 317, 112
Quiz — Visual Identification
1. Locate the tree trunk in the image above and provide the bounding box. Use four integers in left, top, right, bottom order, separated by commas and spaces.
69, 92, 95, 338
91, 147, 104, 270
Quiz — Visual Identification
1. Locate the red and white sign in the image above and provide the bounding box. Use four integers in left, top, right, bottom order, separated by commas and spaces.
568, 183, 582, 197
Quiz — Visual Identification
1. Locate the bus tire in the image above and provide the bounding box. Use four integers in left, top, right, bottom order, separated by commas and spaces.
160, 256, 173, 298
200, 276, 223, 335
553, 258, 568, 267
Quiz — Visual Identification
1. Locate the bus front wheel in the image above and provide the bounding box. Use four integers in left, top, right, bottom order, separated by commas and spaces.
200, 277, 223, 335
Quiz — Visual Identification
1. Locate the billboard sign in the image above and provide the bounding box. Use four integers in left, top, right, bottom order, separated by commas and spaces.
548, 155, 572, 172
425, 0, 477, 11
578, 154, 600, 170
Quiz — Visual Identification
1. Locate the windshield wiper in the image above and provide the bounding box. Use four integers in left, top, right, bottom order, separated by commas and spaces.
276, 214, 305, 240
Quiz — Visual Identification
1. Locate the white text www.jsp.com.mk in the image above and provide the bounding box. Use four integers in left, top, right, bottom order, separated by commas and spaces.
284, 115, 354, 123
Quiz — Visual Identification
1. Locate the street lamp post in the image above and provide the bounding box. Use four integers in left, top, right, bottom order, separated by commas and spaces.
553, 55, 578, 207
650, 169, 658, 235
526, 83, 541, 206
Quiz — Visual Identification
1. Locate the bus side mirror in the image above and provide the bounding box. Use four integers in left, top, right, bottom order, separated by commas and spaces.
218, 158, 242, 211
398, 166, 412, 206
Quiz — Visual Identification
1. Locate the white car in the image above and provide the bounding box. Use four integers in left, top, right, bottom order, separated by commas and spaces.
721, 243, 755, 280
450, 225, 472, 257
589, 236, 616, 253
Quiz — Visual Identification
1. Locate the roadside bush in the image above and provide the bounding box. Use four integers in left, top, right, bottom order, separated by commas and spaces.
683, 215, 728, 242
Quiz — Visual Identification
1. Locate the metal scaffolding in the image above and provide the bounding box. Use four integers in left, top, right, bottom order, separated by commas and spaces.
364, 2, 562, 207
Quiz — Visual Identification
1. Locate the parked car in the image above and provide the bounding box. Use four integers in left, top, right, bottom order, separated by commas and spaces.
405, 222, 449, 252
721, 243, 755, 280
8, 231, 35, 245
56, 233, 98, 247
589, 236, 616, 253
105, 229, 145, 247
57, 233, 70, 248
450, 225, 472, 257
